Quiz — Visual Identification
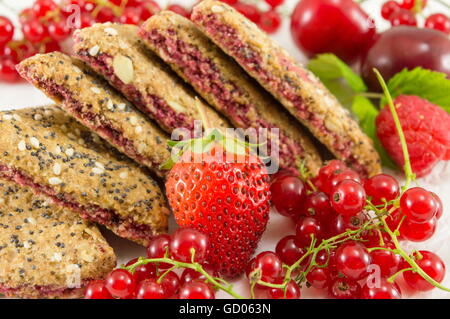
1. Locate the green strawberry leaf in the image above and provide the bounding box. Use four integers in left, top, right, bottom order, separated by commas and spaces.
382, 67, 450, 112
352, 96, 397, 170
308, 53, 367, 108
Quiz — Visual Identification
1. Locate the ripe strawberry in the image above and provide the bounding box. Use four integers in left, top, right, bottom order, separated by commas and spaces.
165, 142, 271, 278
376, 95, 450, 177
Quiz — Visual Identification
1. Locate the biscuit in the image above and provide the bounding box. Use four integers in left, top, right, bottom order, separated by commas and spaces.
192, 0, 381, 177
0, 179, 116, 299
72, 23, 229, 135
140, 11, 322, 174
0, 106, 169, 246
16, 52, 171, 178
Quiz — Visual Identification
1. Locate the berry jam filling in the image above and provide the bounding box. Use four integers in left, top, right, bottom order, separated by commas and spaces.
0, 164, 154, 243
0, 278, 92, 298
192, 13, 367, 175
74, 49, 194, 132
141, 28, 308, 169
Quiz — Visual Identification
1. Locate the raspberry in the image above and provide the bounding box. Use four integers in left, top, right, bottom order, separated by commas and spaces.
376, 95, 450, 177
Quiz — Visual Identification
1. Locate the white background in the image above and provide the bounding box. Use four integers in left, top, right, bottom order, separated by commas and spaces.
0, 0, 450, 299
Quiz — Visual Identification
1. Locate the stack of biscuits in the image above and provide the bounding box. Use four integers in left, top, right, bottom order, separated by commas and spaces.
2, 0, 380, 299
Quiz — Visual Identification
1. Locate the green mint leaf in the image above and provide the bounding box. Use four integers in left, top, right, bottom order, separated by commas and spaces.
352, 96, 397, 169
308, 53, 367, 108
382, 67, 450, 112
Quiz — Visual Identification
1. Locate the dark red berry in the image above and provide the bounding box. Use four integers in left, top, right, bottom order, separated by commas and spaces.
275, 235, 306, 266
335, 241, 371, 280
331, 180, 366, 217
125, 258, 156, 283
147, 234, 172, 269
248, 251, 283, 283
295, 216, 323, 247
328, 277, 361, 299
302, 192, 333, 221
270, 175, 306, 217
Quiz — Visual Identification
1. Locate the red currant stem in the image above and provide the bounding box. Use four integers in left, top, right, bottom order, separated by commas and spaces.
156, 266, 177, 284
373, 68, 415, 189
376, 212, 450, 292
297, 159, 317, 192
414, 0, 425, 13
356, 92, 385, 99
366, 246, 397, 253
124, 257, 245, 299
387, 267, 415, 283
249, 281, 256, 299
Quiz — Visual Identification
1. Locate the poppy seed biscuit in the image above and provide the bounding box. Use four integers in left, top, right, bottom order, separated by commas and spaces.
0, 179, 116, 299
16, 52, 171, 178
139, 11, 322, 174
192, 0, 381, 177
72, 23, 229, 135
0, 106, 169, 246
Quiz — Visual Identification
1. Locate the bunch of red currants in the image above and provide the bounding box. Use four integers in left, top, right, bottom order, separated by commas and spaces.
270, 159, 446, 299
85, 228, 217, 299
382, 0, 450, 33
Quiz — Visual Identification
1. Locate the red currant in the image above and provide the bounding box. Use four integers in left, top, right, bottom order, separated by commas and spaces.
105, 269, 136, 299
168, 5, 190, 18
275, 235, 306, 266
267, 280, 301, 299
84, 280, 113, 299
159, 271, 180, 298
248, 251, 283, 283
22, 20, 48, 43
381, 1, 401, 20
0, 57, 20, 83
48, 20, 71, 42
425, 13, 450, 35
389, 9, 417, 26
331, 180, 366, 217
302, 192, 333, 221
295, 216, 323, 247
431, 192, 443, 220
403, 251, 445, 291
361, 278, 402, 299
147, 234, 172, 269
328, 277, 361, 299
326, 168, 362, 194
2, 43, 19, 63
119, 7, 142, 25
220, 0, 239, 5
138, 0, 160, 20
402, 217, 437, 242
78, 13, 95, 29
364, 174, 400, 205
135, 278, 167, 299
125, 258, 156, 283
32, 0, 58, 17
306, 267, 332, 289
400, 0, 427, 10
178, 282, 215, 299
400, 187, 437, 223
233, 3, 261, 23
170, 228, 209, 263
270, 175, 306, 216
329, 212, 368, 236
0, 17, 14, 45
265, 0, 284, 8
180, 264, 216, 286
318, 160, 346, 194
258, 11, 281, 34
96, 7, 116, 23
335, 241, 371, 280
368, 243, 402, 277
43, 41, 61, 53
